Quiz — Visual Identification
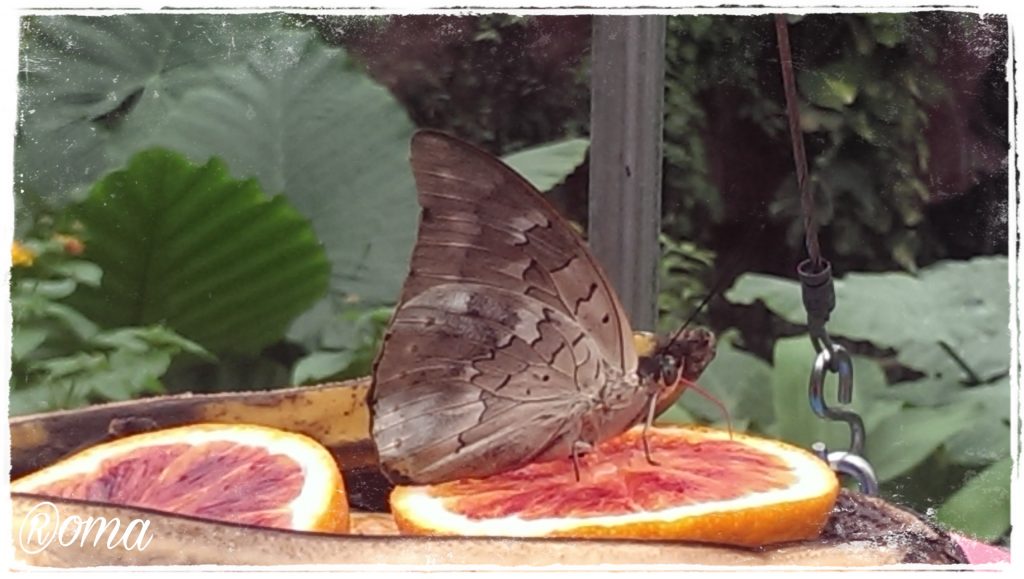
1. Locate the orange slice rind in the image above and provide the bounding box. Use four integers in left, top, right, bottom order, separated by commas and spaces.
391, 425, 839, 547
11, 423, 349, 533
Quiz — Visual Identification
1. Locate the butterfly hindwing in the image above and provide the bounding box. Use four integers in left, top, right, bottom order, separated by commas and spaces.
372, 284, 613, 483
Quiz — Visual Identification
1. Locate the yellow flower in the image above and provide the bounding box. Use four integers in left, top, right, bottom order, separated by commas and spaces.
12, 241, 35, 267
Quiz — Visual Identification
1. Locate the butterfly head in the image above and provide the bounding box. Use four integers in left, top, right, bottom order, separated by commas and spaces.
635, 328, 717, 414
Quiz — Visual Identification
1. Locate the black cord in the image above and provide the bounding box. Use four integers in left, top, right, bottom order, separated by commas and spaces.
775, 14, 836, 351
774, 15, 823, 272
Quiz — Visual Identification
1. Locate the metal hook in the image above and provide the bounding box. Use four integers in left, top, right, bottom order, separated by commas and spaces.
806, 333, 878, 495
808, 344, 864, 457
813, 443, 880, 496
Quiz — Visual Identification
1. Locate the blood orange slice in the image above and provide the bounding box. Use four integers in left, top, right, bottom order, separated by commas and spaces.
11, 423, 349, 533
391, 425, 839, 547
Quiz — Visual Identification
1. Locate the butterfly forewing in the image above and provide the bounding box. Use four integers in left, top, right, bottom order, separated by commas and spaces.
401, 131, 635, 371
371, 131, 640, 484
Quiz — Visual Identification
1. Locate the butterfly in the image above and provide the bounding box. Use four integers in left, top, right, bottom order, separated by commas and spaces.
370, 130, 718, 485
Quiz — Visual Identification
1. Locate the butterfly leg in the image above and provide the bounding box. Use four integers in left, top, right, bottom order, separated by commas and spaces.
571, 440, 592, 482
642, 394, 661, 466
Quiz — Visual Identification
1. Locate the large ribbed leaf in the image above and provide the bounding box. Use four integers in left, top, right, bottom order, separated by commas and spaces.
17, 15, 269, 203
66, 149, 330, 354
502, 138, 589, 192
725, 256, 1010, 381
937, 457, 1012, 541
18, 14, 418, 312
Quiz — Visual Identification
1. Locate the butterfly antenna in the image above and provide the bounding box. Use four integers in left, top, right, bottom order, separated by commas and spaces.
669, 275, 728, 343
665, 220, 770, 348
678, 377, 734, 439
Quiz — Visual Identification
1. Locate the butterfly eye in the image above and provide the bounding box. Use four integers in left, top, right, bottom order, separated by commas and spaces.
659, 357, 680, 385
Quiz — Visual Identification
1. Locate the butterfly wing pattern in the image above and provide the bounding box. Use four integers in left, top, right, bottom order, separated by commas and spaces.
370, 131, 654, 484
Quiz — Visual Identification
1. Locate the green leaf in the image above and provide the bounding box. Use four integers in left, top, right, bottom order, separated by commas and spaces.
848, 17, 878, 56
941, 380, 1011, 466
38, 301, 99, 340
502, 138, 589, 192
936, 457, 1011, 541
18, 14, 270, 203
893, 343, 967, 387
15, 349, 172, 412
19, 279, 78, 300
66, 149, 330, 354
725, 273, 803, 321
29, 352, 107, 379
93, 326, 211, 360
880, 376, 964, 407
12, 326, 50, 361
726, 257, 1010, 382
865, 14, 907, 48
292, 350, 355, 385
866, 403, 979, 482
798, 61, 863, 111
142, 29, 419, 309
878, 373, 1010, 468
10, 382, 88, 416
11, 323, 206, 414
767, 336, 901, 453
48, 260, 103, 287
292, 305, 393, 384
19, 14, 419, 315
769, 336, 824, 447
954, 380, 1011, 422
680, 334, 774, 429
883, 377, 1010, 415
944, 420, 1010, 466
88, 349, 172, 400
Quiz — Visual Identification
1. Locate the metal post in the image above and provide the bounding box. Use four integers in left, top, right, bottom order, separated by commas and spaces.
588, 15, 666, 331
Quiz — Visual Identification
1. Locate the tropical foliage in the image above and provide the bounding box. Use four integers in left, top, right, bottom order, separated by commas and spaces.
664, 257, 1011, 541
10, 231, 209, 415
11, 12, 1009, 543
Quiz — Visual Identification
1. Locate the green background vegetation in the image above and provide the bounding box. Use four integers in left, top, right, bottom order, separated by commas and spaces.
11, 13, 1010, 544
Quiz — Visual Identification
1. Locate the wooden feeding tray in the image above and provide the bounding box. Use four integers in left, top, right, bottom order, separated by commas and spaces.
10, 379, 967, 567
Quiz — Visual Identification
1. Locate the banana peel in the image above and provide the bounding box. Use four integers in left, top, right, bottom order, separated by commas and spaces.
9, 379, 968, 567
10, 378, 375, 474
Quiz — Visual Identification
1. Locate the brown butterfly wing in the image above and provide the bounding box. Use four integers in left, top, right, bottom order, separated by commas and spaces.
370, 130, 639, 484
372, 284, 615, 483
399, 130, 635, 370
